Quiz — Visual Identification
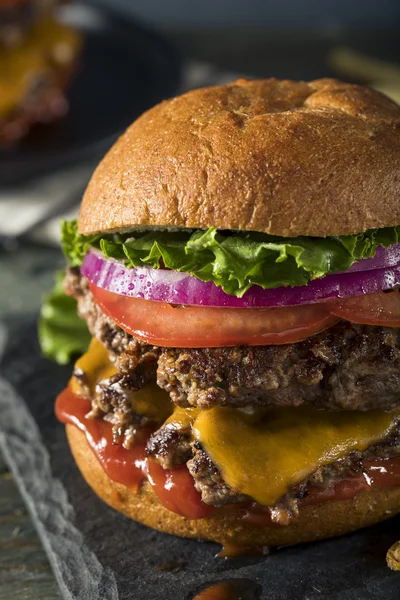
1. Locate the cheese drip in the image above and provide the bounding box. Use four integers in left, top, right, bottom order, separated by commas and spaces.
193, 406, 400, 507
71, 337, 116, 396
70, 338, 172, 423
0, 16, 81, 117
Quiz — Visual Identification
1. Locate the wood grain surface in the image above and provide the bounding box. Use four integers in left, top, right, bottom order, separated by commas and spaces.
0, 452, 62, 600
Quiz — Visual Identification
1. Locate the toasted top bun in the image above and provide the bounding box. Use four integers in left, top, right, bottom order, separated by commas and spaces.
67, 424, 400, 547
79, 78, 400, 238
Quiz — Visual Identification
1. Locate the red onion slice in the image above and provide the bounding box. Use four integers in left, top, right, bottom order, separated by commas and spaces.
343, 243, 400, 273
82, 247, 400, 308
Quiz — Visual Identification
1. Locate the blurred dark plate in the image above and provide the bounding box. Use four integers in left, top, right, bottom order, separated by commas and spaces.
0, 1, 181, 185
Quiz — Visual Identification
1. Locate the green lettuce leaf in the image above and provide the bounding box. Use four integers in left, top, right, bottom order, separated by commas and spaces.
62, 220, 400, 298
61, 219, 103, 268
38, 270, 90, 364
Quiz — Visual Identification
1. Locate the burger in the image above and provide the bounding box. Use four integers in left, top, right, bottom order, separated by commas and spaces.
47, 78, 400, 552
0, 0, 81, 146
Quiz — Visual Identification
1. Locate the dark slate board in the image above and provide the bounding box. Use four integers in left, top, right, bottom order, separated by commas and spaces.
0, 317, 399, 600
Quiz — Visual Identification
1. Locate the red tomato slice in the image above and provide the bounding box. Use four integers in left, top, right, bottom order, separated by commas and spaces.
328, 289, 400, 327
90, 283, 339, 347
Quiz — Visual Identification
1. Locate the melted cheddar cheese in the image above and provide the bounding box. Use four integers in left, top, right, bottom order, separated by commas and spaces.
192, 406, 400, 506
71, 338, 116, 396
165, 406, 200, 428
70, 338, 172, 422
0, 16, 81, 117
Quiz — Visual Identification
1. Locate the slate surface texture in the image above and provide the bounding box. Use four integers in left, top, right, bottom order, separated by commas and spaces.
0, 317, 399, 600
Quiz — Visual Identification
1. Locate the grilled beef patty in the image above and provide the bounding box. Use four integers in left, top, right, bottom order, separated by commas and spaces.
157, 322, 400, 410
85, 373, 163, 449
66, 269, 400, 414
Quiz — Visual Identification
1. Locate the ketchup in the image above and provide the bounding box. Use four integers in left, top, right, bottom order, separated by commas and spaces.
193, 580, 261, 600
146, 459, 215, 518
56, 387, 147, 489
56, 386, 213, 519
216, 544, 265, 558
56, 386, 400, 525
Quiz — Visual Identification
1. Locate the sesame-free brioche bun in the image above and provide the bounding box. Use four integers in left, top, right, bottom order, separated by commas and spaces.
67, 424, 400, 547
79, 78, 400, 238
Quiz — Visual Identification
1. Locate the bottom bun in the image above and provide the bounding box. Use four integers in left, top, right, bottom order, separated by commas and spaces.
66, 424, 400, 547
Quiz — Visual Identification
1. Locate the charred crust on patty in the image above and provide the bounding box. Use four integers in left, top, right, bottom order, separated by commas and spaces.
157, 324, 400, 411
145, 421, 192, 470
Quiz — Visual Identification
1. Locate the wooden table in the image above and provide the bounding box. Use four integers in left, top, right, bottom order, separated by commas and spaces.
0, 453, 62, 600
0, 240, 63, 599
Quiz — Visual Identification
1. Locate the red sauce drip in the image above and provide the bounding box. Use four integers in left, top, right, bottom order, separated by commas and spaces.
146, 459, 215, 518
55, 386, 213, 519
193, 580, 261, 600
56, 386, 400, 526
193, 582, 249, 600
56, 387, 147, 489
216, 544, 265, 558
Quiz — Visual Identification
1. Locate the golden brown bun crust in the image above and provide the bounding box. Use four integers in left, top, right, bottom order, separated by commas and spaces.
79, 78, 400, 238
67, 424, 400, 547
